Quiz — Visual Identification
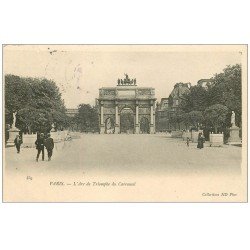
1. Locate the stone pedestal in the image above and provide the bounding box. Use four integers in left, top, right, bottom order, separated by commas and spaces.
191, 131, 199, 143
228, 126, 241, 144
209, 133, 224, 147
7, 128, 20, 147
22, 134, 37, 148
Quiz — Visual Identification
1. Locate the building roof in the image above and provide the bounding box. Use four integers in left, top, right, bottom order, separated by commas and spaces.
170, 82, 190, 99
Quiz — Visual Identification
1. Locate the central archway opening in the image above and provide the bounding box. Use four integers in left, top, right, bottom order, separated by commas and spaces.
105, 117, 115, 134
140, 117, 150, 134
120, 108, 134, 134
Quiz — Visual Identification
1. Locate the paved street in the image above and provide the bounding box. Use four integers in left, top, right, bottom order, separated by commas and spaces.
5, 134, 242, 177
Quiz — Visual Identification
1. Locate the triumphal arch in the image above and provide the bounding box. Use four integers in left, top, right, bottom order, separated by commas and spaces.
98, 74, 156, 134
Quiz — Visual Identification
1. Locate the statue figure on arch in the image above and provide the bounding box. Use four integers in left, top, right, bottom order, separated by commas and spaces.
124, 73, 130, 84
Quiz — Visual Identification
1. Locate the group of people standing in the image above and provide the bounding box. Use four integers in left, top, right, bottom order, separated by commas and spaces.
35, 133, 54, 161
14, 133, 54, 161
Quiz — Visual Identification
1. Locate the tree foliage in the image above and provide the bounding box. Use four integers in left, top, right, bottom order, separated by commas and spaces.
204, 104, 229, 133
179, 85, 208, 113
187, 111, 203, 129
178, 64, 241, 132
75, 104, 99, 132
208, 64, 242, 126
180, 112, 190, 129
5, 75, 68, 133
170, 110, 185, 130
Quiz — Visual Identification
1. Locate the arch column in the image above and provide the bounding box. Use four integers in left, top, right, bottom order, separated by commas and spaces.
100, 101, 105, 134
114, 101, 120, 134
150, 100, 155, 134
135, 101, 139, 134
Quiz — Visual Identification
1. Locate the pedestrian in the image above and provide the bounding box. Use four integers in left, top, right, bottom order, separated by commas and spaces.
14, 134, 22, 153
186, 137, 190, 147
35, 133, 45, 161
45, 133, 54, 161
197, 132, 205, 149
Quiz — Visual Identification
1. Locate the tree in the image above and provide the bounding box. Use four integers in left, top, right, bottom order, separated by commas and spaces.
178, 64, 241, 131
17, 107, 38, 134
169, 112, 178, 130
179, 85, 208, 113
5, 75, 33, 125
180, 112, 191, 130
170, 110, 186, 130
5, 75, 67, 133
75, 104, 99, 132
208, 64, 242, 126
204, 104, 229, 133
188, 111, 203, 130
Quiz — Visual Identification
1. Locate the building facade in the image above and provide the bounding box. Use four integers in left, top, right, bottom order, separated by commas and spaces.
155, 98, 170, 132
97, 75, 156, 134
156, 82, 191, 131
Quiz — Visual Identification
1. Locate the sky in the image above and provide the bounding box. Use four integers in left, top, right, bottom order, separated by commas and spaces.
3, 45, 243, 108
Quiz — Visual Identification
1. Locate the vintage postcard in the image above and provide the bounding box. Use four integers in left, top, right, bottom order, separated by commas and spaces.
2, 44, 247, 202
